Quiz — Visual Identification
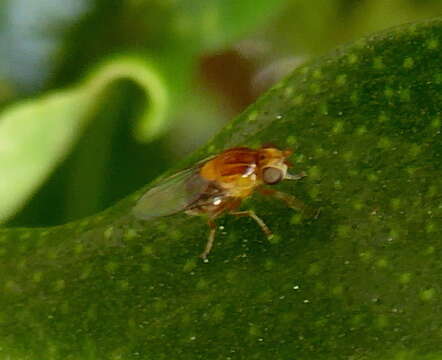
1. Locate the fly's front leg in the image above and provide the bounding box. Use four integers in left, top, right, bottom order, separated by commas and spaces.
258, 188, 320, 219
200, 219, 217, 260
230, 210, 273, 239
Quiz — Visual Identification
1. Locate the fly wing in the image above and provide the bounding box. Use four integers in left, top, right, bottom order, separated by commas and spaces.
132, 166, 211, 221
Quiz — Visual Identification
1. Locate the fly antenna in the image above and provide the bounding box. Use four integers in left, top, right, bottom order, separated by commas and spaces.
285, 171, 306, 181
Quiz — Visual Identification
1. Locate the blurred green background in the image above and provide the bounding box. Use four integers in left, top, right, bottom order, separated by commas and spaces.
1, 0, 441, 227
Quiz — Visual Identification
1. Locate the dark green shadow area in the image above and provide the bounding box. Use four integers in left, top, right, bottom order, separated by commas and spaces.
0, 17, 441, 359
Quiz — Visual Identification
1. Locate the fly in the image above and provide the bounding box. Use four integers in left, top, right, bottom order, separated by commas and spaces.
133, 145, 318, 260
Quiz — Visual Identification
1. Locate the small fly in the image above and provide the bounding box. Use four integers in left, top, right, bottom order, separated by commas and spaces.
133, 145, 318, 260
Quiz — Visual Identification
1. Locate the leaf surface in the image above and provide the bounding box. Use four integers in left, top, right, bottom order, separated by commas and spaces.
0, 17, 441, 359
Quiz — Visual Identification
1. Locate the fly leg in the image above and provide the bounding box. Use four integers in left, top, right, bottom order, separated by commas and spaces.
199, 198, 241, 260
200, 219, 217, 260
258, 188, 320, 219
230, 210, 273, 239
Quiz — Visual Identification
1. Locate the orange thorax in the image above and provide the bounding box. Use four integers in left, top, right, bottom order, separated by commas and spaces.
199, 148, 261, 198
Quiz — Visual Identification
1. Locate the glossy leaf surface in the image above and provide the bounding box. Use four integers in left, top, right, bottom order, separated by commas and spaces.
0, 18, 441, 359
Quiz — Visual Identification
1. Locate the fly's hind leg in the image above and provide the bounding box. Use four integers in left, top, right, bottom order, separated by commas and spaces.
200, 219, 217, 260
230, 210, 273, 239
198, 198, 242, 260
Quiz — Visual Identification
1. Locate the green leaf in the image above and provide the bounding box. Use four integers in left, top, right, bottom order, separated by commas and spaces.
1, 17, 442, 359
174, 0, 287, 50
0, 56, 169, 223
0, 0, 289, 224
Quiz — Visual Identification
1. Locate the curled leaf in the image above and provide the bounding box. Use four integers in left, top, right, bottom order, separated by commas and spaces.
0, 56, 169, 222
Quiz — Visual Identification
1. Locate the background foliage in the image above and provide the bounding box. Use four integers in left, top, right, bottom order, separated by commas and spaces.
0, 2, 442, 359
1, 0, 441, 227
0, 14, 441, 360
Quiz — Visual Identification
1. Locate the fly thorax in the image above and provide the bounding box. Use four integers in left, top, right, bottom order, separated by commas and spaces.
223, 176, 257, 198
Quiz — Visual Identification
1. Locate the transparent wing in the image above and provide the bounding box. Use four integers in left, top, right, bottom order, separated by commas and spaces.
132, 166, 211, 221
